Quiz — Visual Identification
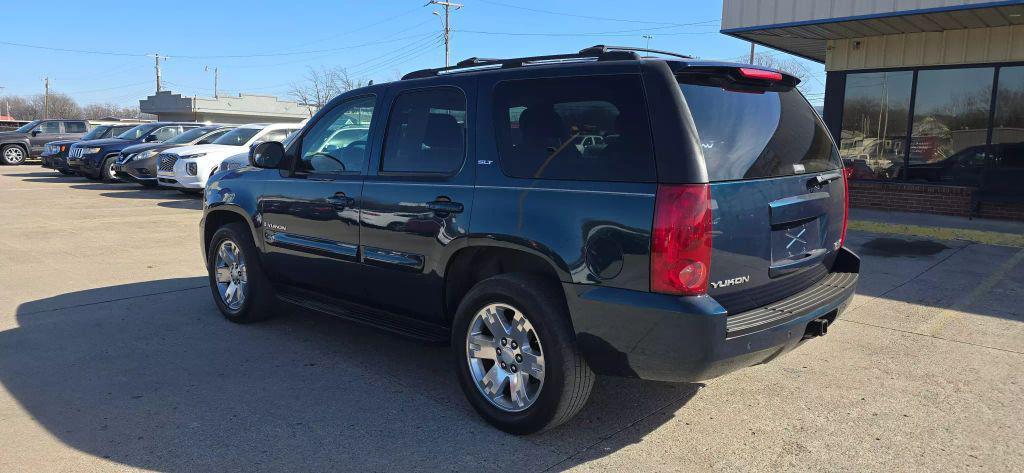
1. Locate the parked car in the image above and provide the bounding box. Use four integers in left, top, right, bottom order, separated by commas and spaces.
41, 123, 141, 174
113, 125, 235, 187
68, 122, 203, 181
157, 123, 300, 192
200, 46, 859, 434
0, 119, 90, 165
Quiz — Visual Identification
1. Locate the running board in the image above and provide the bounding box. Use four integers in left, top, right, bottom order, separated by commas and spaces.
276, 287, 449, 344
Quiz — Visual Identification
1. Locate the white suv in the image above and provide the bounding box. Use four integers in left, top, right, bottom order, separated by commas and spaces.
157, 123, 300, 191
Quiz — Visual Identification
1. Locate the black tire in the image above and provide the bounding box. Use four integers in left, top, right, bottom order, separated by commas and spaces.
206, 222, 278, 323
58, 169, 74, 176
452, 273, 594, 435
101, 156, 119, 183
1, 144, 27, 165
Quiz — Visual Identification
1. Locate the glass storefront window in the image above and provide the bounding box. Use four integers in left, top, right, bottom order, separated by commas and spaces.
839, 71, 913, 180
993, 66, 1024, 169
907, 67, 994, 186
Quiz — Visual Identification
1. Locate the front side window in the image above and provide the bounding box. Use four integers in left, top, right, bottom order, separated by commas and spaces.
38, 121, 61, 134
381, 88, 466, 174
151, 126, 182, 142
213, 128, 261, 146
299, 95, 376, 174
839, 71, 913, 181
494, 75, 656, 182
117, 124, 159, 140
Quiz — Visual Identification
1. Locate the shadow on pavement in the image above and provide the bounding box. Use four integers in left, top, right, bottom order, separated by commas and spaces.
157, 198, 204, 210
1, 278, 699, 471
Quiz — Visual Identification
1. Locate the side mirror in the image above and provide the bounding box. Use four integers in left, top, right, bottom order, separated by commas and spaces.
31, 130, 40, 136
250, 141, 286, 169
144, 134, 159, 142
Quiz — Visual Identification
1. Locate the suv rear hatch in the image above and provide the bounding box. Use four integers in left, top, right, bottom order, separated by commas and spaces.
677, 67, 847, 315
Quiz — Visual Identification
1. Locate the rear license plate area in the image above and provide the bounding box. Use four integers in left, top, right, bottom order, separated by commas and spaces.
770, 219, 822, 266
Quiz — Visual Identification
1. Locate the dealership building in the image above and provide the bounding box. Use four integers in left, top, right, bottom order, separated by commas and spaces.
722, 0, 1024, 220
139, 90, 311, 125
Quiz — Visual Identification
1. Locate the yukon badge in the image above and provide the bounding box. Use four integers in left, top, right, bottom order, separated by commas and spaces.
710, 275, 750, 289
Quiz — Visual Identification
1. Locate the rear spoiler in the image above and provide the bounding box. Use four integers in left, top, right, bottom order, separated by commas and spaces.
672, 63, 801, 92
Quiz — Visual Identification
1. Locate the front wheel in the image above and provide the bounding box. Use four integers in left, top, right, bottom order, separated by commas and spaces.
1, 145, 26, 165
207, 222, 278, 323
452, 274, 594, 435
101, 156, 119, 182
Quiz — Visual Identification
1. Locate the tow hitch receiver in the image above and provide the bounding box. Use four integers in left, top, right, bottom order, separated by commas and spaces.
804, 317, 830, 340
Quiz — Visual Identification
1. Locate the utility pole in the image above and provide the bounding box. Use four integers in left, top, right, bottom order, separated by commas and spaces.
642, 34, 653, 50
0, 86, 7, 118
43, 77, 49, 119
748, 42, 756, 64
205, 65, 219, 98
154, 53, 163, 92
429, 1, 463, 67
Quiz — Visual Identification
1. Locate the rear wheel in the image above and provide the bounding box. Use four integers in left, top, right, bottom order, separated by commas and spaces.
2, 145, 26, 165
452, 273, 594, 435
207, 222, 277, 323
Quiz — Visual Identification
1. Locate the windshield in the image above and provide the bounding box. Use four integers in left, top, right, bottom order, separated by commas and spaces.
80, 125, 111, 141
213, 127, 261, 146
679, 77, 840, 181
116, 124, 159, 140
165, 127, 216, 145
15, 121, 41, 133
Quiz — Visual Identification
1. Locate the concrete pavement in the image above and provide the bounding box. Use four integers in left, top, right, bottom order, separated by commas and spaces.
1, 166, 1021, 472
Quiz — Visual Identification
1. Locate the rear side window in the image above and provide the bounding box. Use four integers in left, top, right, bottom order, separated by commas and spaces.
493, 74, 656, 182
679, 77, 839, 181
381, 87, 466, 174
65, 121, 87, 133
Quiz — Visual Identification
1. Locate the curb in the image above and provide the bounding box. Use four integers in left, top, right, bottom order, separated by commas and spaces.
848, 220, 1024, 248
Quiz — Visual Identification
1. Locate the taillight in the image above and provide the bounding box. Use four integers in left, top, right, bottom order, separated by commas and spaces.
840, 167, 852, 248
651, 184, 712, 296
738, 67, 783, 82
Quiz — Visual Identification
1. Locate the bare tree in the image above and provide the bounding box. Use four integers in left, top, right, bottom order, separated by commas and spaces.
289, 66, 368, 115
81, 103, 142, 120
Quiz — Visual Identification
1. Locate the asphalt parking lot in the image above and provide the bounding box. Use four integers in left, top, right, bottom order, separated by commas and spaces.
1, 165, 1022, 472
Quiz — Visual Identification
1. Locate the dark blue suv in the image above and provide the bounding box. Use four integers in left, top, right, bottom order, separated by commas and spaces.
200, 46, 859, 434
68, 122, 201, 181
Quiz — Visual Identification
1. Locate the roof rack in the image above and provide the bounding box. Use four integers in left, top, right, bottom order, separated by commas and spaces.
402, 45, 693, 80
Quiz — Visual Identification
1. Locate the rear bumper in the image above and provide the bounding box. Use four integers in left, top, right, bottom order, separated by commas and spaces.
564, 247, 860, 383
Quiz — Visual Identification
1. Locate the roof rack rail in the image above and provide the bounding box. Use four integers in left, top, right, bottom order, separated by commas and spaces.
402, 45, 692, 80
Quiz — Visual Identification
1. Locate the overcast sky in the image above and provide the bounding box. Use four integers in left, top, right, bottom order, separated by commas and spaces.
0, 0, 826, 107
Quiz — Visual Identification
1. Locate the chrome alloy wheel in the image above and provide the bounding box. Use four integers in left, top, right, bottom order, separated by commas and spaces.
466, 303, 545, 412
3, 146, 25, 164
213, 240, 248, 311
107, 161, 117, 180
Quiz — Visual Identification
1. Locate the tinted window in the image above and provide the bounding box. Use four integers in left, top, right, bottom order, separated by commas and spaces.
64, 121, 87, 133
910, 67, 993, 167
839, 71, 913, 181
299, 96, 376, 174
993, 66, 1024, 170
198, 128, 232, 144
38, 122, 61, 134
109, 125, 135, 137
381, 88, 466, 174
165, 127, 218, 145
680, 78, 839, 181
494, 75, 655, 182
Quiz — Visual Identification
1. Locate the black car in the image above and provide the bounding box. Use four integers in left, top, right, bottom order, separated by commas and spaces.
41, 124, 141, 174
68, 122, 202, 181
200, 46, 859, 434
114, 125, 235, 187
0, 119, 89, 165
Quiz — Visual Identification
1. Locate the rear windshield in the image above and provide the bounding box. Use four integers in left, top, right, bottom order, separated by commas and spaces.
679, 78, 839, 181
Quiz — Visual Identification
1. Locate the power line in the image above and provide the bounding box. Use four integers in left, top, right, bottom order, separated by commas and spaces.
454, 24, 721, 37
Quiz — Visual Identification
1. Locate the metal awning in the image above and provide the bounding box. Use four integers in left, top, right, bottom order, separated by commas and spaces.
722, 2, 1024, 62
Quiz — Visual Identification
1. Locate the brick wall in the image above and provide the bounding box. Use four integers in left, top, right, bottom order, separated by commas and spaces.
848, 180, 1024, 221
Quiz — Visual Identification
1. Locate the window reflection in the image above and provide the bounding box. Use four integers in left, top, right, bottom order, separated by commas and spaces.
839, 71, 912, 180
993, 66, 1024, 168
907, 67, 994, 185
